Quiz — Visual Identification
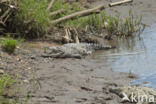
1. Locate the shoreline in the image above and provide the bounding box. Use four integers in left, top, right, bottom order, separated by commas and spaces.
0, 0, 156, 103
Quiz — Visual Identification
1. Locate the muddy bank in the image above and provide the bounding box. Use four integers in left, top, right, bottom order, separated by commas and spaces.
24, 0, 156, 103
29, 58, 136, 104
0, 45, 135, 104
0, 40, 137, 104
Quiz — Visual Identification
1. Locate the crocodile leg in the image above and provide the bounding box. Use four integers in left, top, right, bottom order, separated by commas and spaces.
41, 52, 64, 58
60, 54, 82, 59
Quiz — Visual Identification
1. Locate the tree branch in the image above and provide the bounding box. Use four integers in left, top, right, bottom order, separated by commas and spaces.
47, 0, 55, 11
51, 5, 105, 24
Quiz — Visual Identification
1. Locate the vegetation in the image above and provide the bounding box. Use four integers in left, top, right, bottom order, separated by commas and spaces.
12, 0, 50, 37
64, 11, 145, 37
0, 74, 17, 104
0, 0, 145, 39
0, 74, 15, 95
1, 36, 18, 53
64, 12, 106, 30
105, 10, 146, 37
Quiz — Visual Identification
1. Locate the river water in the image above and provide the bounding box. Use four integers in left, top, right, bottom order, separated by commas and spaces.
92, 25, 156, 88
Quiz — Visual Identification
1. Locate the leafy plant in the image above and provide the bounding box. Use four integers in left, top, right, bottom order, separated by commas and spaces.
1, 37, 18, 53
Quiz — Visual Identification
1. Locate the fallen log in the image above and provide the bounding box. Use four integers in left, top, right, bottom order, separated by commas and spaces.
109, 0, 133, 7
47, 0, 55, 11
51, 5, 105, 24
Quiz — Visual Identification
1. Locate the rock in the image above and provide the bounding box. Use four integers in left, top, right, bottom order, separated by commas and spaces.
109, 87, 122, 97
104, 95, 113, 100
0, 70, 4, 74
23, 80, 29, 83
80, 86, 93, 91
30, 55, 36, 59
0, 66, 4, 69
110, 86, 156, 104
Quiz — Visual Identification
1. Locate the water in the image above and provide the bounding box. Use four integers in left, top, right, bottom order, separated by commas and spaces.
92, 25, 156, 88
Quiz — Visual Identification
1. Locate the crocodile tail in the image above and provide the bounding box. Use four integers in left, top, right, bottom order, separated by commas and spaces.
91, 43, 115, 50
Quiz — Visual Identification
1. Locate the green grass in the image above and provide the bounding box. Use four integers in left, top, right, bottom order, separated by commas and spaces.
1, 0, 145, 38
62, 10, 145, 37
51, 0, 83, 21
1, 37, 18, 53
106, 10, 146, 37
17, 0, 50, 27
0, 74, 18, 104
0, 74, 15, 96
64, 12, 106, 30
12, 0, 50, 37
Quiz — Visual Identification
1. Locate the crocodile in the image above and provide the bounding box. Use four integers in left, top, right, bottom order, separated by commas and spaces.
41, 43, 115, 59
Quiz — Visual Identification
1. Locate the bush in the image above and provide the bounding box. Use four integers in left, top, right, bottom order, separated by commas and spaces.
10, 0, 50, 38
1, 37, 18, 53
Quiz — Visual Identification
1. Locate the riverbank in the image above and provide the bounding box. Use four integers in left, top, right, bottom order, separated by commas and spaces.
0, 0, 156, 103
0, 43, 135, 104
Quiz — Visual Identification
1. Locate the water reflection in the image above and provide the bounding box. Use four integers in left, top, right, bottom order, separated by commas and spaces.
91, 25, 156, 88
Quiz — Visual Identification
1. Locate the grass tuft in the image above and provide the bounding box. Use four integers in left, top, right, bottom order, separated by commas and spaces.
1, 36, 18, 53
11, 0, 50, 38
63, 10, 145, 37
0, 74, 15, 95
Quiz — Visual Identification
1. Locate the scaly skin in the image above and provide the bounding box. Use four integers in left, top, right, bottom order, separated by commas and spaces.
41, 43, 115, 59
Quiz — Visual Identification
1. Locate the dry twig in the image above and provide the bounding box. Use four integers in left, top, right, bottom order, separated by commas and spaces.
47, 0, 55, 11
109, 0, 133, 7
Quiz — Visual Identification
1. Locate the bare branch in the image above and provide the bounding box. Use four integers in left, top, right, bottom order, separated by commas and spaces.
47, 0, 55, 11
109, 0, 133, 7
51, 5, 105, 24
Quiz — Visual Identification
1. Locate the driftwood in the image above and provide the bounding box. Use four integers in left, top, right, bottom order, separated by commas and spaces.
51, 5, 105, 24
0, 6, 11, 26
0, 0, 10, 3
73, 28, 79, 44
109, 0, 133, 7
63, 28, 80, 43
63, 28, 72, 43
0, 21, 5, 26
0, 8, 11, 20
47, 0, 55, 11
